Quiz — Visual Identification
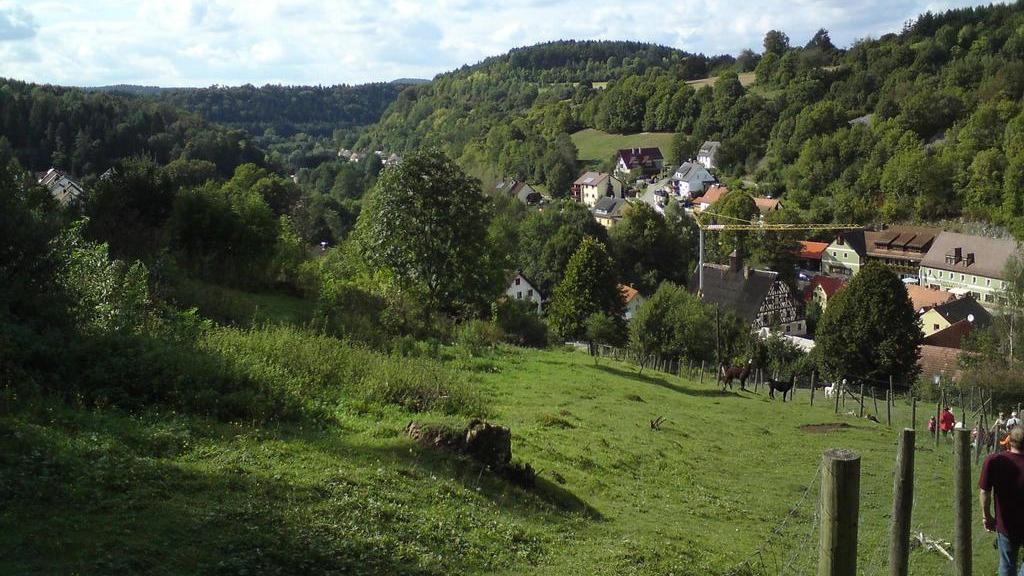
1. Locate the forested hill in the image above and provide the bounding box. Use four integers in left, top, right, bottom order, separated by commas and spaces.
156, 83, 409, 138
0, 78, 265, 177
361, 2, 1024, 237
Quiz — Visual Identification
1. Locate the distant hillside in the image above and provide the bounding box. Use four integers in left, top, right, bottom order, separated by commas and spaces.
157, 83, 409, 138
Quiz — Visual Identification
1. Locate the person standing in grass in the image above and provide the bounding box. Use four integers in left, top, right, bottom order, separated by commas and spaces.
940, 407, 956, 438
980, 426, 1024, 576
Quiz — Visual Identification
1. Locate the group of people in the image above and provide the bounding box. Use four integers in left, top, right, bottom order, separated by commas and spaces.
979, 414, 1024, 576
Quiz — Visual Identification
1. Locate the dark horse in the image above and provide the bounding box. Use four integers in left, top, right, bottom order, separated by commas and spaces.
719, 359, 753, 391
767, 374, 796, 401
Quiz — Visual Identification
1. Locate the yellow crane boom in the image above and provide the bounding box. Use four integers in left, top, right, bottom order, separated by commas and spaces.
694, 210, 862, 292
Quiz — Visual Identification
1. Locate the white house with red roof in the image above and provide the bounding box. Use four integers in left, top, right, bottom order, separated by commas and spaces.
619, 284, 646, 320
613, 147, 664, 177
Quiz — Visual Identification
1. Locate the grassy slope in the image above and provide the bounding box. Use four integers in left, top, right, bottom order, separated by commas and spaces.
685, 71, 757, 90
571, 129, 675, 168
1, 347, 995, 575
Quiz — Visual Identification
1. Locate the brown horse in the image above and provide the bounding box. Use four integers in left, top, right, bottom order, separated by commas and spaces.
719, 359, 753, 391
767, 374, 796, 401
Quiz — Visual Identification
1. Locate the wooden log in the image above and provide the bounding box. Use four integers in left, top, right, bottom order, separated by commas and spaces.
953, 429, 972, 576
888, 429, 915, 576
818, 449, 861, 576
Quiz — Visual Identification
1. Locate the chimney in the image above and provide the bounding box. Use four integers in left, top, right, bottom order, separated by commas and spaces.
729, 251, 743, 274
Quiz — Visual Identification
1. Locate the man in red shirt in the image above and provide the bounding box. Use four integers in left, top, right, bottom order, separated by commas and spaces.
940, 407, 956, 437
980, 426, 1024, 576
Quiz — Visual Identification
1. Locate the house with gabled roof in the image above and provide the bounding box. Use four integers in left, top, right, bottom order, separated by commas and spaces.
670, 161, 716, 199
690, 252, 806, 336
572, 171, 623, 207
697, 141, 721, 170
613, 147, 664, 177
592, 197, 630, 229
619, 284, 646, 320
692, 184, 729, 212
803, 275, 845, 311
494, 179, 542, 206
864, 225, 940, 280
919, 295, 992, 338
505, 270, 543, 314
822, 230, 867, 278
37, 168, 84, 205
906, 284, 954, 313
919, 231, 1019, 308
797, 241, 830, 272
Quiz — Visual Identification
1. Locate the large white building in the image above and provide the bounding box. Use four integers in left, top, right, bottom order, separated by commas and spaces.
919, 231, 1019, 308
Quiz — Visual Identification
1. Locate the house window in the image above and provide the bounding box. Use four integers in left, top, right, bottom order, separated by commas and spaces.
517, 291, 522, 299
985, 294, 994, 303
972, 276, 976, 284
933, 324, 939, 331
960, 274, 965, 282
527, 289, 533, 297
987, 279, 991, 286
515, 278, 521, 286
785, 325, 791, 333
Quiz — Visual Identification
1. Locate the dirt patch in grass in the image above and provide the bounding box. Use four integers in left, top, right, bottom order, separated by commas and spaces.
800, 422, 852, 434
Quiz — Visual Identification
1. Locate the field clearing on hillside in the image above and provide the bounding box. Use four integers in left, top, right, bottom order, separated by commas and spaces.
686, 71, 757, 89
572, 129, 675, 167
0, 346, 997, 575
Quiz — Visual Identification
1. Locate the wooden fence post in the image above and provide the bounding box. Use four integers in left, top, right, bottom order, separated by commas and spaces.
873, 388, 879, 418
835, 380, 842, 415
699, 361, 705, 386
912, 397, 917, 431
859, 382, 865, 418
975, 414, 984, 465
954, 429, 972, 576
818, 449, 861, 576
810, 371, 816, 406
889, 429, 915, 576
886, 389, 892, 427
936, 398, 942, 448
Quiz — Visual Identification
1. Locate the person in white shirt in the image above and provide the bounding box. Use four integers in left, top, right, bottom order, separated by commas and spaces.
1007, 412, 1022, 430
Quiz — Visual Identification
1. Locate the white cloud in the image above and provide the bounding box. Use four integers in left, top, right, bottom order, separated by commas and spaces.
0, 0, 996, 86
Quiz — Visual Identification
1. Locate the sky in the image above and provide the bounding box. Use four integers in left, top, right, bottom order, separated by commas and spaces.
0, 0, 995, 87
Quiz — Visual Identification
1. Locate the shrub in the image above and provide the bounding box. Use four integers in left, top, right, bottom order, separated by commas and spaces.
492, 299, 548, 348
456, 320, 504, 357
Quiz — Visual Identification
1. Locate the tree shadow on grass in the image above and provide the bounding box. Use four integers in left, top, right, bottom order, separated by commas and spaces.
0, 405, 546, 576
588, 364, 734, 398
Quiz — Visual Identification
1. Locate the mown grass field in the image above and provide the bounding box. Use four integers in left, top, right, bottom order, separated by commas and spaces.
0, 344, 996, 575
571, 129, 675, 168
686, 71, 757, 90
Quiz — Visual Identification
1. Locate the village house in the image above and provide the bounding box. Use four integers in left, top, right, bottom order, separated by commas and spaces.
592, 197, 630, 229
864, 226, 939, 280
690, 252, 806, 336
803, 275, 845, 311
822, 230, 867, 277
494, 179, 542, 206
505, 270, 543, 314
619, 284, 646, 320
919, 296, 992, 338
919, 231, 1019, 308
613, 147, 665, 178
797, 241, 830, 272
669, 161, 716, 199
692, 183, 729, 212
37, 168, 84, 205
696, 140, 721, 170
918, 345, 962, 383
572, 171, 623, 207
906, 284, 955, 313
754, 197, 781, 215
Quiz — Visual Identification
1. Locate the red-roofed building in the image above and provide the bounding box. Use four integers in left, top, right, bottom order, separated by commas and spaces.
922, 319, 974, 349
906, 284, 955, 313
803, 275, 846, 311
798, 241, 829, 272
693, 184, 729, 211
918, 344, 963, 383
619, 284, 646, 320
614, 148, 665, 177
754, 197, 781, 215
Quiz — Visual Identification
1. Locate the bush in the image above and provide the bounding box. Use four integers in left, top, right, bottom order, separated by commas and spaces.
492, 300, 548, 348
456, 320, 504, 357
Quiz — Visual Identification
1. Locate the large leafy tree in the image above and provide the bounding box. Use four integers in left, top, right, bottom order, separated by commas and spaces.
356, 148, 500, 316
815, 262, 922, 385
629, 281, 713, 372
547, 236, 624, 341
609, 202, 693, 294
516, 200, 608, 295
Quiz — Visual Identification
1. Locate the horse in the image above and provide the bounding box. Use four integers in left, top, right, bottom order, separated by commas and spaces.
719, 359, 753, 391
767, 374, 796, 402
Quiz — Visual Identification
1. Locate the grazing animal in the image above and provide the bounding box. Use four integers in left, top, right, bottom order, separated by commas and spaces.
767, 375, 796, 402
823, 384, 836, 398
719, 359, 753, 391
